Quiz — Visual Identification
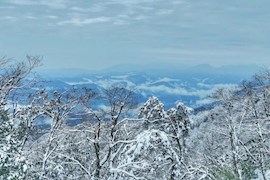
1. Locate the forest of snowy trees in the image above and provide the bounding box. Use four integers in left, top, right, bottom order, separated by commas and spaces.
1, 57, 270, 180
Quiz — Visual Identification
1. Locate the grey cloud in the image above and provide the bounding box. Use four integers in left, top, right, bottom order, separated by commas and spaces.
57, 17, 112, 26
6, 0, 69, 9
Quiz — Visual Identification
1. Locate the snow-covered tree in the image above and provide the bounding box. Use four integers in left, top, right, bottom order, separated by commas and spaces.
27, 87, 96, 179
1, 56, 270, 180
138, 96, 166, 130
167, 102, 192, 157
0, 56, 41, 179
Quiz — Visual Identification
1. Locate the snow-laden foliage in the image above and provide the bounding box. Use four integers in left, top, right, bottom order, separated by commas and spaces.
0, 113, 28, 180
113, 129, 181, 179
0, 57, 41, 179
1, 57, 270, 179
138, 96, 166, 125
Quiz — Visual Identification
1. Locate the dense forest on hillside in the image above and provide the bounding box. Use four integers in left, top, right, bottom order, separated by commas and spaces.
1, 57, 270, 180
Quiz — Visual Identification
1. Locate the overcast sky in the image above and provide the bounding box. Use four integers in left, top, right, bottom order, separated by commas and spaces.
0, 0, 269, 70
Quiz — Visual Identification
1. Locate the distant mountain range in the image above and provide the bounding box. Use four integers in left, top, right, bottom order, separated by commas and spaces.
37, 64, 262, 109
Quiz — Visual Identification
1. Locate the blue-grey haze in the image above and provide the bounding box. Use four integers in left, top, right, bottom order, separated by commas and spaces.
0, 0, 269, 70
